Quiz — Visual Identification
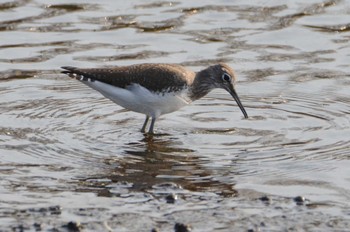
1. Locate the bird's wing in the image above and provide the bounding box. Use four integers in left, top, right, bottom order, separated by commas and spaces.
61, 64, 194, 93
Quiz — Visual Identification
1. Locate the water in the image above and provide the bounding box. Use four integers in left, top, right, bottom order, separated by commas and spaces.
1, 0, 350, 231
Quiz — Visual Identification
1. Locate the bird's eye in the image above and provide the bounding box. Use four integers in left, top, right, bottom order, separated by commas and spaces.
222, 73, 231, 82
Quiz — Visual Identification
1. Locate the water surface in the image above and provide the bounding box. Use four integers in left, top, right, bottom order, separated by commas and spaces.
1, 0, 350, 231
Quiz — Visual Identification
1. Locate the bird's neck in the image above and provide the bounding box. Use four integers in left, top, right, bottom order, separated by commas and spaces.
188, 70, 214, 101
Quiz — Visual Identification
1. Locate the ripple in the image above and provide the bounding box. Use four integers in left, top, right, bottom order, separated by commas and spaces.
0, 78, 127, 168
177, 88, 350, 181
305, 23, 350, 33
267, 95, 347, 149
75, 50, 172, 62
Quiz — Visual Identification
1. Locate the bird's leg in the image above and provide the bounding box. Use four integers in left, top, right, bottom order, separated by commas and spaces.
141, 116, 149, 133
148, 118, 156, 134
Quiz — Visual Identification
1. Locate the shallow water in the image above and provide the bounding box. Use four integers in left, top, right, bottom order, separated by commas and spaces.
1, 0, 350, 231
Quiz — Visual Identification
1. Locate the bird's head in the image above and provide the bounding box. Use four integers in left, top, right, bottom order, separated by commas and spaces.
207, 63, 248, 119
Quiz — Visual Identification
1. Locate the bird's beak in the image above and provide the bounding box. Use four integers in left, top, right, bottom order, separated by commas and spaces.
227, 85, 248, 118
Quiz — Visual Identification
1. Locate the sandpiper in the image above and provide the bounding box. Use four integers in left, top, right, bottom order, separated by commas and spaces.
61, 63, 248, 134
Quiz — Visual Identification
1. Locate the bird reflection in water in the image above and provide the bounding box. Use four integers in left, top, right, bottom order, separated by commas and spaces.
78, 135, 238, 198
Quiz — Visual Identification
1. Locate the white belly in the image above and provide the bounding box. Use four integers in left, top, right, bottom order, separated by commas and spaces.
82, 80, 191, 118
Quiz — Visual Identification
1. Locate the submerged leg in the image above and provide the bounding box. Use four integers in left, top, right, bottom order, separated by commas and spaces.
148, 118, 156, 134
141, 116, 149, 133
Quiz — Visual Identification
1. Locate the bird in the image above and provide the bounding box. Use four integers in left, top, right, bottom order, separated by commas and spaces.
61, 63, 248, 134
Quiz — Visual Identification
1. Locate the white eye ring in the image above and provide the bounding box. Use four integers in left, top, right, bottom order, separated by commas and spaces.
222, 73, 231, 82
